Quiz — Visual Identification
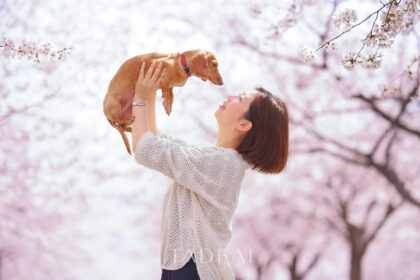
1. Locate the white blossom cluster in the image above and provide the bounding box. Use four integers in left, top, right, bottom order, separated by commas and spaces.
297, 45, 315, 63
379, 56, 420, 101
405, 56, 419, 81
298, 0, 419, 72
0, 35, 72, 63
318, 41, 336, 51
341, 52, 362, 71
379, 84, 400, 97
254, 0, 318, 41
298, 42, 335, 62
332, 8, 358, 29
342, 0, 419, 71
341, 52, 384, 71
362, 0, 419, 49
362, 53, 383, 69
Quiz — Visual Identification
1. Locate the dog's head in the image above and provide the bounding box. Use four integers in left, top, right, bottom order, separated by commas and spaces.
191, 50, 223, 85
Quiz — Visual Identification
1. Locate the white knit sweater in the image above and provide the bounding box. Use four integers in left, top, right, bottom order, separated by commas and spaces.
134, 130, 251, 280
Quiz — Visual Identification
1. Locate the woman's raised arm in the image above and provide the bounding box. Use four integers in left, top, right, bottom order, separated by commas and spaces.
147, 90, 157, 136
131, 61, 165, 152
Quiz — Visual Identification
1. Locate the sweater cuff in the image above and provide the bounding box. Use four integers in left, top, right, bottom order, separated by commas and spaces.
133, 131, 154, 158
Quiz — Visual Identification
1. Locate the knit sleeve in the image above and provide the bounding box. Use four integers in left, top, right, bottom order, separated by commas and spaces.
134, 131, 238, 206
157, 130, 187, 146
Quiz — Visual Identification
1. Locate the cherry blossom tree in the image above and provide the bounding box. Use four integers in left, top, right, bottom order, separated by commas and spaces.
208, 1, 419, 279
296, 164, 406, 280
0, 117, 90, 279
224, 0, 420, 208
231, 192, 329, 280
230, 150, 417, 280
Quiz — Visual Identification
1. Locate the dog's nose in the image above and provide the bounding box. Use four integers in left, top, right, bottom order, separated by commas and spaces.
218, 79, 223, 85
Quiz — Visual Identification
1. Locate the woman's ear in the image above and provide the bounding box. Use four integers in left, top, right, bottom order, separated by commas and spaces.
192, 51, 209, 81
237, 119, 253, 133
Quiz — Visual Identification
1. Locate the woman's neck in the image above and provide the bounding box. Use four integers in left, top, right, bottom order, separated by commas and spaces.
216, 132, 241, 150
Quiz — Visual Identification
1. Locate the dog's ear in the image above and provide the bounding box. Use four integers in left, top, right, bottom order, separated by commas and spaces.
191, 50, 209, 81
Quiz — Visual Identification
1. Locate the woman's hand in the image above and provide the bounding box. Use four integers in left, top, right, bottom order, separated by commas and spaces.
134, 61, 166, 99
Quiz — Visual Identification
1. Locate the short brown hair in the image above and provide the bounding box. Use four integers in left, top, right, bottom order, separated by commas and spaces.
236, 87, 289, 174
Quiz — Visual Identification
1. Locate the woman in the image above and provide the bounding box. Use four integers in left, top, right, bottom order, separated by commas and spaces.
131, 61, 289, 280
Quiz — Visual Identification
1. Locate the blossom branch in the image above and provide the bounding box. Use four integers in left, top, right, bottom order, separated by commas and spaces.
318, 0, 398, 51
0, 35, 72, 63
299, 0, 418, 71
356, 9, 380, 58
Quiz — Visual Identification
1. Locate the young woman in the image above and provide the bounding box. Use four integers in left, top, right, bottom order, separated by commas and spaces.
131, 61, 289, 280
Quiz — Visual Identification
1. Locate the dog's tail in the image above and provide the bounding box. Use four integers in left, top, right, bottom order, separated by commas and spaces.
107, 118, 132, 155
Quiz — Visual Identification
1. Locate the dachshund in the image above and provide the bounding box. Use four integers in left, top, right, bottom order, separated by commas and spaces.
103, 49, 223, 155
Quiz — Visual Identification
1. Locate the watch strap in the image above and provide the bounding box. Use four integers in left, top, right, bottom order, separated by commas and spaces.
132, 100, 147, 106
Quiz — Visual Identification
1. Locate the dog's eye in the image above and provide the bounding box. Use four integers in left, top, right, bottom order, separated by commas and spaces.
213, 63, 217, 67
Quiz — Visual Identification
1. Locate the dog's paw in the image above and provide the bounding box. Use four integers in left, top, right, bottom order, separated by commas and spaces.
122, 123, 132, 132
165, 105, 172, 116
163, 103, 172, 116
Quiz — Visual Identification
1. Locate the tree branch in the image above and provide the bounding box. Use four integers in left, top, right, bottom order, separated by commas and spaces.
304, 147, 368, 166
384, 130, 398, 167
301, 251, 322, 279
373, 163, 420, 207
352, 83, 420, 139
363, 200, 403, 250
361, 200, 377, 230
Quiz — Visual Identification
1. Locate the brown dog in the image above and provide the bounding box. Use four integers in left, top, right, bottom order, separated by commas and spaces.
103, 49, 223, 155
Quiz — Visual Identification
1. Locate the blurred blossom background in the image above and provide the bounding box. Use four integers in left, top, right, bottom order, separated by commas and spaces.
1, 0, 419, 279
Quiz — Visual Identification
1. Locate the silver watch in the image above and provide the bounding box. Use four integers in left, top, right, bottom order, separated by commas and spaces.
132, 100, 147, 107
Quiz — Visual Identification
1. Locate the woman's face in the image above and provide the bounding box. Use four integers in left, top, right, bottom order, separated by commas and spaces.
215, 90, 258, 132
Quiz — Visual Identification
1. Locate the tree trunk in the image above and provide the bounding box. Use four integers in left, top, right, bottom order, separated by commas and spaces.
256, 263, 263, 280
290, 274, 302, 280
350, 253, 362, 280
289, 255, 302, 280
